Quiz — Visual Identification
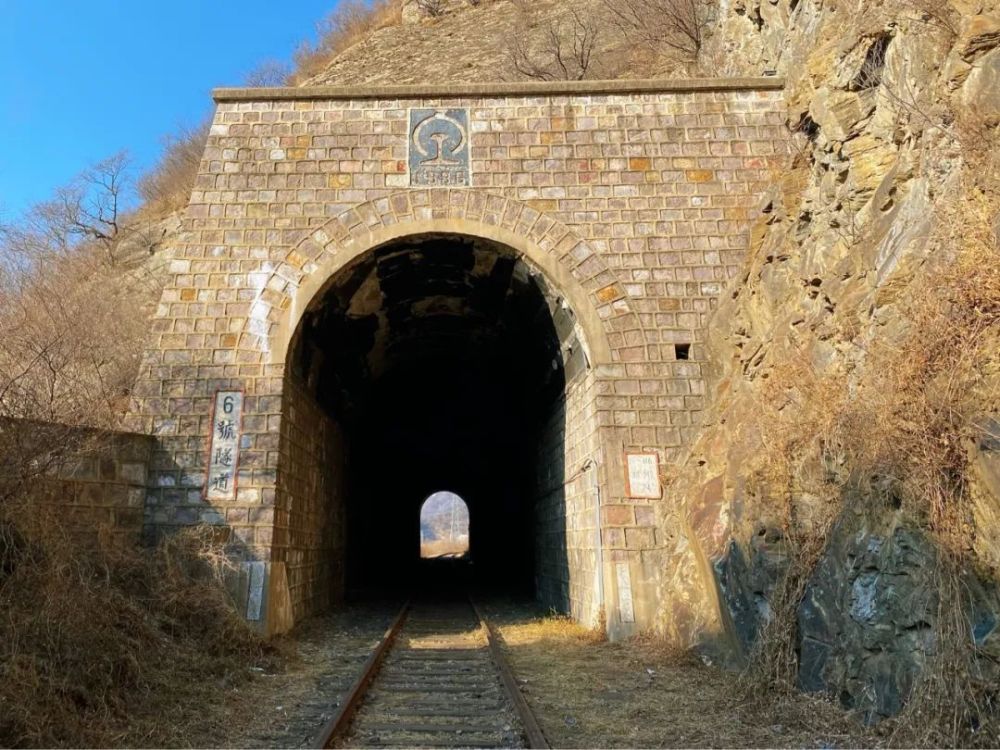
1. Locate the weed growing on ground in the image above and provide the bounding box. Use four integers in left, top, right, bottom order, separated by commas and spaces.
0, 494, 270, 748
733, 111, 1000, 743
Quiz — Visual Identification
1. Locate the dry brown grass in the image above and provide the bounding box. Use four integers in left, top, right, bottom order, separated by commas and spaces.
486, 602, 877, 748
137, 122, 209, 215
0, 111, 257, 747
730, 120, 1000, 744
0, 249, 160, 429
420, 539, 469, 558
0, 495, 271, 748
290, 0, 403, 84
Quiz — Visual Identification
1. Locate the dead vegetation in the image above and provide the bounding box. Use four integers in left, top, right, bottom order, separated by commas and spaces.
1, 152, 139, 268
0, 128, 258, 749
0, 0, 995, 745
416, 0, 448, 17
601, 0, 712, 62
684, 0, 1000, 738
0, 158, 165, 430
504, 0, 711, 81
486, 602, 877, 748
0, 498, 271, 748
507, 7, 607, 81
137, 122, 210, 214
0, 254, 160, 428
290, 0, 403, 84
729, 95, 1000, 744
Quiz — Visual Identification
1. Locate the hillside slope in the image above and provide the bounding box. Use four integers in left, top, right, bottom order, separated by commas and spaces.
304, 0, 700, 86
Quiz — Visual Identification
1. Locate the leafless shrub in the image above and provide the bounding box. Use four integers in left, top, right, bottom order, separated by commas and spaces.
850, 33, 891, 91
291, 0, 402, 83
0, 252, 156, 428
601, 0, 712, 61
0, 153, 171, 430
895, 0, 960, 37
733, 160, 1000, 744
1, 152, 138, 268
0, 75, 275, 742
0, 506, 270, 748
879, 66, 960, 144
416, 0, 447, 17
138, 121, 210, 213
244, 59, 293, 87
507, 8, 605, 81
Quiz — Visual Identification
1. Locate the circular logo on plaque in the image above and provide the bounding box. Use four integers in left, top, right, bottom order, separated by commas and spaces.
412, 110, 468, 166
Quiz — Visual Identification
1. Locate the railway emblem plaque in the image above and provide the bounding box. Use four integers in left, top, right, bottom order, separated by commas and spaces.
409, 108, 471, 187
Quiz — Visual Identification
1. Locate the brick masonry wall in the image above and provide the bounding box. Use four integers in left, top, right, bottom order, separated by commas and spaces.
535, 370, 603, 626
125, 80, 787, 637
1, 420, 152, 546
275, 376, 348, 620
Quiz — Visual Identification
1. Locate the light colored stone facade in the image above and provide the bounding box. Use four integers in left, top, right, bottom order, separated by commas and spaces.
125, 78, 787, 639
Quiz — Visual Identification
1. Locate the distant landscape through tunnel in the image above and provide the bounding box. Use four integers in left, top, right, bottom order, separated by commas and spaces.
276, 233, 599, 619
419, 491, 470, 560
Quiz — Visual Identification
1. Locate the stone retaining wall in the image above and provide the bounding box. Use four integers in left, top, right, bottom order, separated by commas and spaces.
1, 419, 152, 546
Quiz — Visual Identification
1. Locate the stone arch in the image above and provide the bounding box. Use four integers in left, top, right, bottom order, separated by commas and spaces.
238, 189, 637, 367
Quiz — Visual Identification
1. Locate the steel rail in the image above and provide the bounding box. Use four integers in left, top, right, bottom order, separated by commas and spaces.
314, 600, 411, 749
314, 597, 547, 749
471, 601, 550, 750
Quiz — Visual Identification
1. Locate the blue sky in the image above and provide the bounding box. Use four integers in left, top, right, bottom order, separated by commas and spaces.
0, 0, 338, 220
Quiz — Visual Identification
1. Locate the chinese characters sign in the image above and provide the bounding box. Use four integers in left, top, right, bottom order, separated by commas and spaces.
207, 390, 243, 501
625, 452, 661, 499
409, 108, 471, 187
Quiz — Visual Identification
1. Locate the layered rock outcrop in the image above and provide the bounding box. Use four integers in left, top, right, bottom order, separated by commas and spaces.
659, 0, 1000, 722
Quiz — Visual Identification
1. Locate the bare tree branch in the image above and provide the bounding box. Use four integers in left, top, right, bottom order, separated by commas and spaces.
244, 59, 293, 87
138, 122, 209, 212
507, 8, 604, 81
601, 0, 712, 61
1, 151, 136, 268
416, 0, 447, 17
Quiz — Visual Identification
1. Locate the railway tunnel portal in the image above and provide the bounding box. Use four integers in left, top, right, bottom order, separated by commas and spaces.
125, 78, 787, 641
282, 228, 601, 614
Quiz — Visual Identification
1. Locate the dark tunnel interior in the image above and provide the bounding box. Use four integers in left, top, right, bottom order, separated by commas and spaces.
287, 234, 588, 601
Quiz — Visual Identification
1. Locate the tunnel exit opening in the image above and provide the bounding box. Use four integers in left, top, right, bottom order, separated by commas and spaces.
420, 491, 470, 560
276, 232, 601, 620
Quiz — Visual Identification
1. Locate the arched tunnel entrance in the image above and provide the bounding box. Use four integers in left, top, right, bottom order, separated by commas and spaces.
276, 233, 600, 620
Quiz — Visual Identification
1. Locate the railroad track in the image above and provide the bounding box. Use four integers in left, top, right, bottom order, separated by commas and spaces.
315, 597, 547, 749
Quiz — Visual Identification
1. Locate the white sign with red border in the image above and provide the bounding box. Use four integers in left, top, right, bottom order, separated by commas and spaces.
207, 390, 243, 502
625, 451, 661, 499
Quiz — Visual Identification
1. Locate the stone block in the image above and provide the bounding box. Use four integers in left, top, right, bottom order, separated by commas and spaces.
603, 505, 635, 526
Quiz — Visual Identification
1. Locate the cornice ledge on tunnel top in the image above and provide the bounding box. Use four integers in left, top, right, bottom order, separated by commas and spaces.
212, 77, 786, 102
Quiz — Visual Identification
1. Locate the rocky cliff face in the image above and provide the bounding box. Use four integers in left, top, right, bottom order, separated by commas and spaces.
659, 0, 1000, 728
